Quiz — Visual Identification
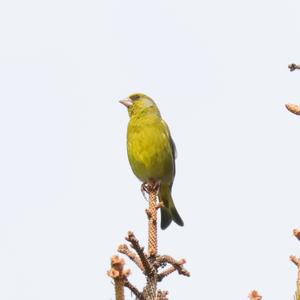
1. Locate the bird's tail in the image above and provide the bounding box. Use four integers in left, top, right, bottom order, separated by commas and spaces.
158, 184, 184, 230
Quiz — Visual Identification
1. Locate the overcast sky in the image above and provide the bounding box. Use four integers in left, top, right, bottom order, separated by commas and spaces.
1, 0, 300, 299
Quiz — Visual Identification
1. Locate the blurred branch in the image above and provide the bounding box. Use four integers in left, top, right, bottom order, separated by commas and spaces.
286, 63, 300, 115
290, 229, 300, 300
289, 64, 300, 71
293, 229, 300, 241
286, 104, 300, 115
248, 290, 262, 300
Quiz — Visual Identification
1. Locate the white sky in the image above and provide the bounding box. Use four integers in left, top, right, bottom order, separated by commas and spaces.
1, 0, 300, 299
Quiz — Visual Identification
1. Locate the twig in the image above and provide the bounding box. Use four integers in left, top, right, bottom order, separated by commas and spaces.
289, 255, 300, 299
293, 229, 300, 241
291, 230, 300, 300
286, 104, 300, 115
118, 244, 144, 272
157, 260, 186, 282
156, 255, 190, 277
157, 266, 177, 282
290, 255, 300, 295
124, 278, 144, 300
289, 64, 300, 71
107, 256, 129, 300
248, 290, 262, 300
125, 231, 153, 275
290, 255, 300, 266
286, 63, 300, 116
155, 290, 168, 300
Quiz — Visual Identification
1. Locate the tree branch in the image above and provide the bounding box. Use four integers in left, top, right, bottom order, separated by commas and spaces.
108, 182, 189, 299
285, 103, 300, 115
293, 229, 300, 241
156, 256, 190, 277
155, 290, 168, 300
124, 278, 144, 300
107, 256, 129, 300
118, 244, 144, 272
125, 231, 153, 275
289, 63, 300, 71
248, 290, 262, 300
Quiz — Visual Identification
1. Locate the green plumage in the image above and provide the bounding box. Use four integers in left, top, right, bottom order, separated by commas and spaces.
120, 93, 184, 229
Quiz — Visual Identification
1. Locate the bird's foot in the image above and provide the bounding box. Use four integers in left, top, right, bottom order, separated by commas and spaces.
141, 183, 148, 200
141, 181, 160, 198
151, 181, 160, 193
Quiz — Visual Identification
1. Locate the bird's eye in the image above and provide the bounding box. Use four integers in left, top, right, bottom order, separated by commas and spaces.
130, 95, 140, 101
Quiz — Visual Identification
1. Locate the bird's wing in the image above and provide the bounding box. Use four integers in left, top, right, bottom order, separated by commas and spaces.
161, 119, 177, 160
170, 135, 177, 160
161, 119, 176, 190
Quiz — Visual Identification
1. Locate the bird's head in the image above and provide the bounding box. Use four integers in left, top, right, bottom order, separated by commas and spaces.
119, 93, 160, 118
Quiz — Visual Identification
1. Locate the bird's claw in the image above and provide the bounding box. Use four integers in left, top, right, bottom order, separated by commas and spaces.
141, 183, 148, 200
141, 181, 160, 198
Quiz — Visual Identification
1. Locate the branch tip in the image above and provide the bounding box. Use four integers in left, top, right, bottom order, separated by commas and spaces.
118, 244, 145, 272
248, 290, 262, 300
156, 290, 169, 300
156, 202, 164, 210
286, 103, 300, 115
146, 208, 152, 218
293, 229, 300, 240
288, 63, 300, 71
156, 255, 190, 279
290, 255, 300, 266
125, 231, 153, 275
107, 255, 127, 300
107, 268, 120, 279
124, 278, 144, 299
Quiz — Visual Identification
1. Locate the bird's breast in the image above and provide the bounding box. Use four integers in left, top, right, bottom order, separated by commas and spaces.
127, 117, 174, 183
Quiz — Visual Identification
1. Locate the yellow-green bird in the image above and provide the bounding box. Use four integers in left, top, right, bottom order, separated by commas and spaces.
119, 93, 184, 230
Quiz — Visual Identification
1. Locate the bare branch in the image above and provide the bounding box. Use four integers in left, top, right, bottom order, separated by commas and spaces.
289, 63, 300, 71
156, 256, 190, 277
248, 290, 262, 300
126, 231, 153, 275
157, 266, 177, 282
107, 256, 129, 300
124, 278, 144, 300
155, 290, 169, 300
290, 255, 300, 266
118, 244, 144, 272
293, 229, 300, 241
286, 103, 300, 115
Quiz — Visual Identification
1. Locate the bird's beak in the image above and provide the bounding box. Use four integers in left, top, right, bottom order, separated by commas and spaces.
119, 98, 133, 108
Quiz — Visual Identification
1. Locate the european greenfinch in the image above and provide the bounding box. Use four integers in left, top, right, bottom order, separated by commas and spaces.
120, 93, 184, 230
